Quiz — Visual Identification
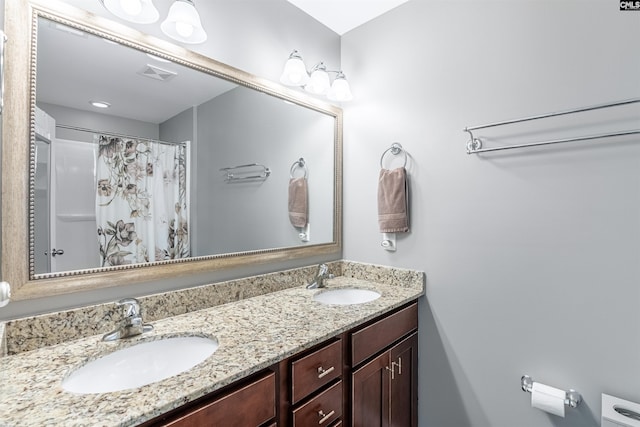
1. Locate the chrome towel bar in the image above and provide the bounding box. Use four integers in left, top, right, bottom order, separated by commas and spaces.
220, 163, 271, 182
465, 98, 640, 154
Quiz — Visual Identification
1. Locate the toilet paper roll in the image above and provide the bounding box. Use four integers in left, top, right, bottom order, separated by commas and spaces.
531, 382, 565, 417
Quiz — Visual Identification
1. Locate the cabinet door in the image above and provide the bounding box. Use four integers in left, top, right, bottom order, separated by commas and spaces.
390, 333, 418, 427
352, 351, 390, 427
352, 333, 418, 427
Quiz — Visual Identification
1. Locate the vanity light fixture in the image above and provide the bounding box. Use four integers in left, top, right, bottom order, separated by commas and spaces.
100, 0, 160, 24
305, 62, 330, 95
327, 72, 353, 102
99, 0, 207, 44
280, 50, 353, 102
280, 50, 310, 86
160, 0, 208, 44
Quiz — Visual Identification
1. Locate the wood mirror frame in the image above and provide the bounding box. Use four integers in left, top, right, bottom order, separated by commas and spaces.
0, 0, 342, 301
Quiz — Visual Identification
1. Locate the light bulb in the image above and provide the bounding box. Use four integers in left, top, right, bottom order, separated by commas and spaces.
160, 0, 207, 44
305, 65, 330, 95
289, 72, 304, 84
175, 21, 194, 37
280, 51, 309, 86
120, 0, 142, 16
327, 73, 353, 102
102, 0, 159, 24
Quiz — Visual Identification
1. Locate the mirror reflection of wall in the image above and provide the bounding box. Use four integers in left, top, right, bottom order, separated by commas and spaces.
194, 86, 335, 256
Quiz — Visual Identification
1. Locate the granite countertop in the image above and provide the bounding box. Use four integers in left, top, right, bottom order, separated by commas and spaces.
0, 276, 423, 427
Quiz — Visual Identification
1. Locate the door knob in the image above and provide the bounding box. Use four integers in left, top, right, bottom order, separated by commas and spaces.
45, 249, 64, 256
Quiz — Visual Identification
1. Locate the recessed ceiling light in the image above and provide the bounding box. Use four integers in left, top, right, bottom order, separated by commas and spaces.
89, 101, 111, 108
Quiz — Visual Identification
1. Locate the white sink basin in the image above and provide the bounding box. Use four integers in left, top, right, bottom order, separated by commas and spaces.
313, 288, 381, 305
62, 335, 219, 394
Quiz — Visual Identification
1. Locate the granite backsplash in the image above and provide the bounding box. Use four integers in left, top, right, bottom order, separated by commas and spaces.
2, 260, 424, 355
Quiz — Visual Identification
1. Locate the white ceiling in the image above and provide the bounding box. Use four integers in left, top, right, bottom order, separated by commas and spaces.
286, 0, 409, 35
37, 19, 236, 124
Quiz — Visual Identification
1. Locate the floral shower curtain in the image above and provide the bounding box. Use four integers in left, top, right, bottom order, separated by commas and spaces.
95, 134, 189, 267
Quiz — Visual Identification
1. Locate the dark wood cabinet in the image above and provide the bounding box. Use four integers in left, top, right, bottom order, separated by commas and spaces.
143, 371, 276, 427
283, 338, 344, 426
292, 380, 342, 426
350, 303, 418, 367
142, 301, 418, 427
291, 338, 342, 404
389, 333, 418, 427
352, 333, 418, 427
350, 302, 418, 427
352, 349, 390, 426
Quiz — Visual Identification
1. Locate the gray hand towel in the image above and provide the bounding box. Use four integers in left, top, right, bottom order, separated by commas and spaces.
288, 177, 308, 228
378, 167, 409, 233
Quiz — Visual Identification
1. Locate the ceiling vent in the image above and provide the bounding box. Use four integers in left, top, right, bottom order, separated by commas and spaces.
137, 64, 177, 82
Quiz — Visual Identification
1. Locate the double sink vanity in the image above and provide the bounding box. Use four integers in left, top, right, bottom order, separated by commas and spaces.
0, 2, 424, 425
0, 261, 424, 426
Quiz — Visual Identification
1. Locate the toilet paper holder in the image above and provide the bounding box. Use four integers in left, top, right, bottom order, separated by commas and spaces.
521, 375, 582, 409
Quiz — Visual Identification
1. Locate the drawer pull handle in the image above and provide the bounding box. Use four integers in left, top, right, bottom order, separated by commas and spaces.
318, 409, 335, 424
317, 365, 335, 379
392, 357, 402, 375
386, 357, 403, 380
385, 365, 395, 380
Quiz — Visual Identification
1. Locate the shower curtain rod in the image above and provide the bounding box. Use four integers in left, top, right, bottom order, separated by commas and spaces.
55, 124, 186, 147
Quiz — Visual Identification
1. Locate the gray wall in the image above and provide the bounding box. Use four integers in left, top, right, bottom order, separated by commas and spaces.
341, 1, 640, 426
0, 0, 341, 319
195, 86, 335, 255
37, 102, 159, 142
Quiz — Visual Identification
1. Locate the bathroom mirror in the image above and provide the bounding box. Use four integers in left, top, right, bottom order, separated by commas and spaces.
1, 0, 342, 300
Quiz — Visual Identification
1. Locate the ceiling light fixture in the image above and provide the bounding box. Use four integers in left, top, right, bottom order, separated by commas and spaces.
280, 50, 353, 102
99, 0, 207, 44
100, 0, 160, 24
89, 101, 111, 108
161, 0, 207, 44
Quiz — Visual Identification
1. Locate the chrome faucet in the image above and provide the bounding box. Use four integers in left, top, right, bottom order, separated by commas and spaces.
306, 263, 333, 289
102, 298, 153, 342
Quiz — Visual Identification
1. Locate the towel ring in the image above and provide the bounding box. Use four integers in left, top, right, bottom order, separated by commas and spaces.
290, 157, 308, 179
380, 142, 407, 168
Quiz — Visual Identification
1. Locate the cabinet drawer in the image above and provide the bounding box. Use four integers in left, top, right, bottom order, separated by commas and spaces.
291, 338, 342, 404
292, 380, 342, 427
351, 303, 418, 366
162, 371, 275, 426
